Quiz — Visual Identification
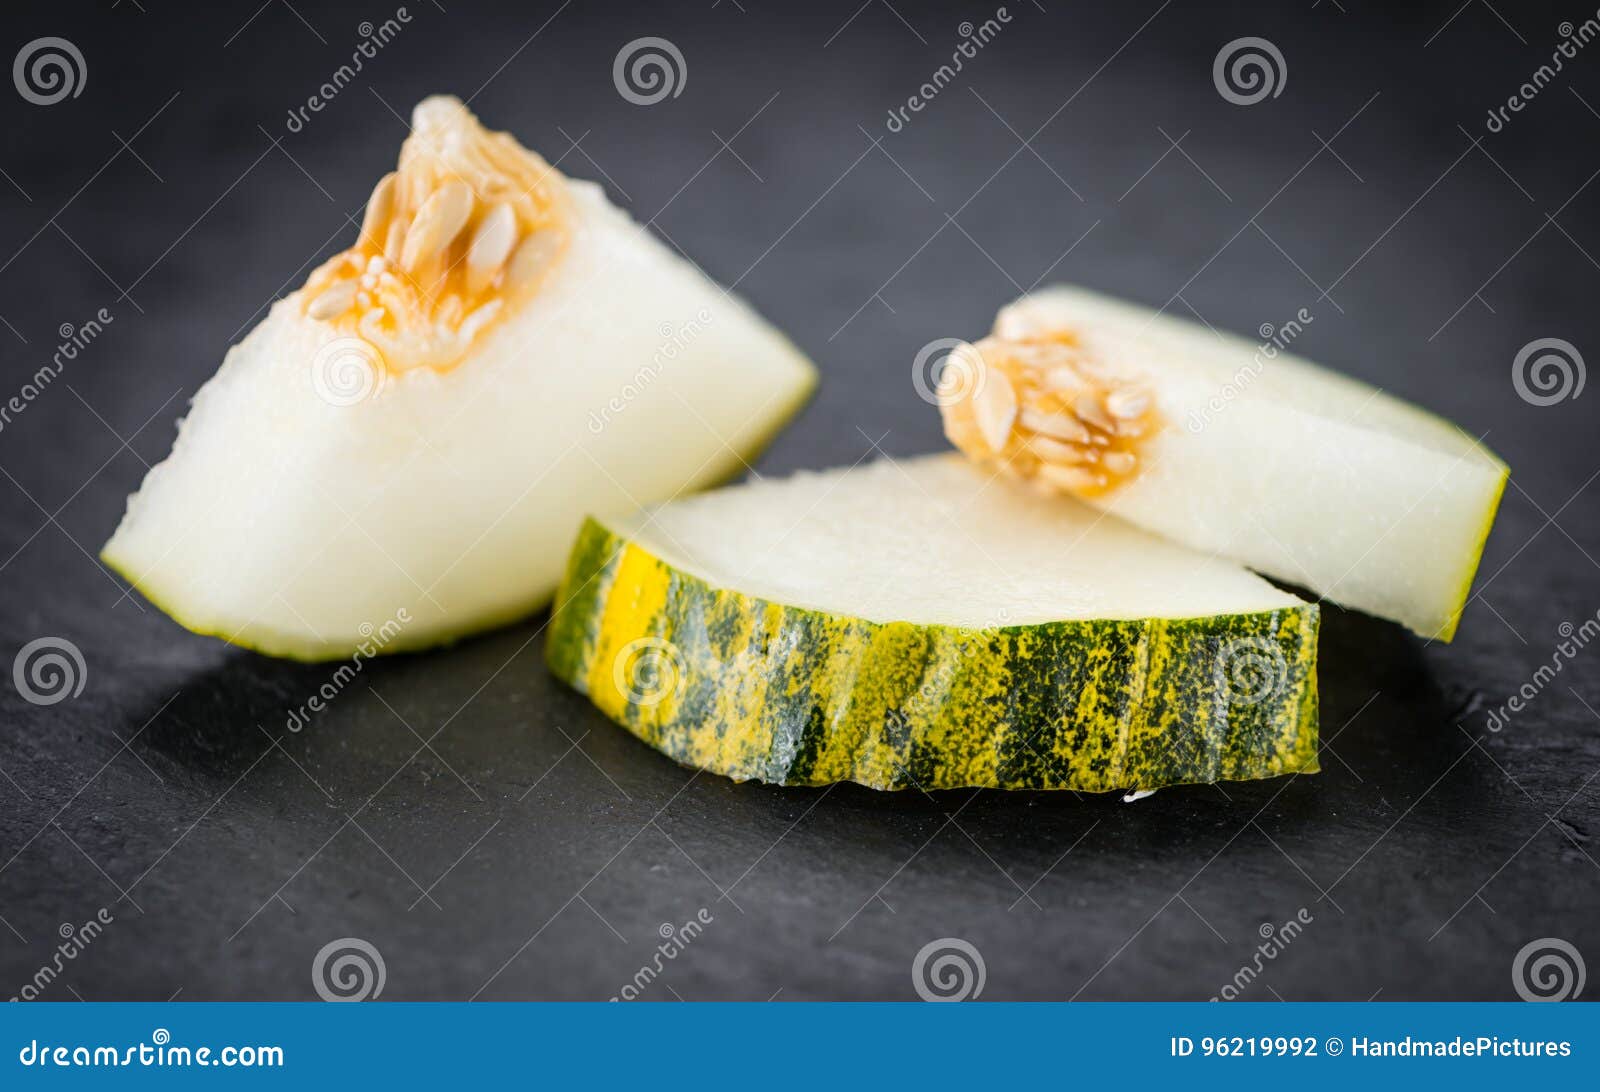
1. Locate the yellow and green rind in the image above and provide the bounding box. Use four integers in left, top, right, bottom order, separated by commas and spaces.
546, 518, 1321, 792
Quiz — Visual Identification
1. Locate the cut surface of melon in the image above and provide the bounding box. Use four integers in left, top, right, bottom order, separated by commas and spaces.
101, 96, 816, 660
547, 455, 1319, 792
940, 285, 1508, 640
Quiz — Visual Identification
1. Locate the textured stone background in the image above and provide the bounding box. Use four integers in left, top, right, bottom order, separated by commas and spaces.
0, 0, 1595, 1000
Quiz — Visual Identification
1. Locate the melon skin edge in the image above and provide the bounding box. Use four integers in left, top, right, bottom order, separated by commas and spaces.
1433, 463, 1508, 643
545, 517, 1321, 792
99, 372, 816, 665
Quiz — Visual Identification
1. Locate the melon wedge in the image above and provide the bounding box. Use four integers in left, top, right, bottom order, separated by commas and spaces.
101, 96, 816, 660
939, 285, 1507, 640
547, 455, 1319, 792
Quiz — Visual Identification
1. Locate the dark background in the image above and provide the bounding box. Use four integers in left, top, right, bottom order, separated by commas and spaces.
0, 0, 1596, 1001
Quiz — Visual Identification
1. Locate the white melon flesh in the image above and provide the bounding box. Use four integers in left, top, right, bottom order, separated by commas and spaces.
627, 454, 1306, 627
102, 97, 816, 660
943, 286, 1507, 640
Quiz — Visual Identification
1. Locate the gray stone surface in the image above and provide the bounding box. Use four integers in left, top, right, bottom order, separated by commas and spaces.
0, 0, 1595, 1000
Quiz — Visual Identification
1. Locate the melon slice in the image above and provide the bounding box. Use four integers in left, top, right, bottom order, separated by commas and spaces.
546, 455, 1319, 792
102, 96, 816, 660
939, 285, 1507, 640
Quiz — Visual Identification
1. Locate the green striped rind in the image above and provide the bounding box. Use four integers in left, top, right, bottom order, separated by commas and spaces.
546, 517, 1320, 792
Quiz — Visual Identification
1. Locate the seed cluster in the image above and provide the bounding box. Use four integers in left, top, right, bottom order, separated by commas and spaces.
940, 311, 1158, 497
300, 96, 569, 373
